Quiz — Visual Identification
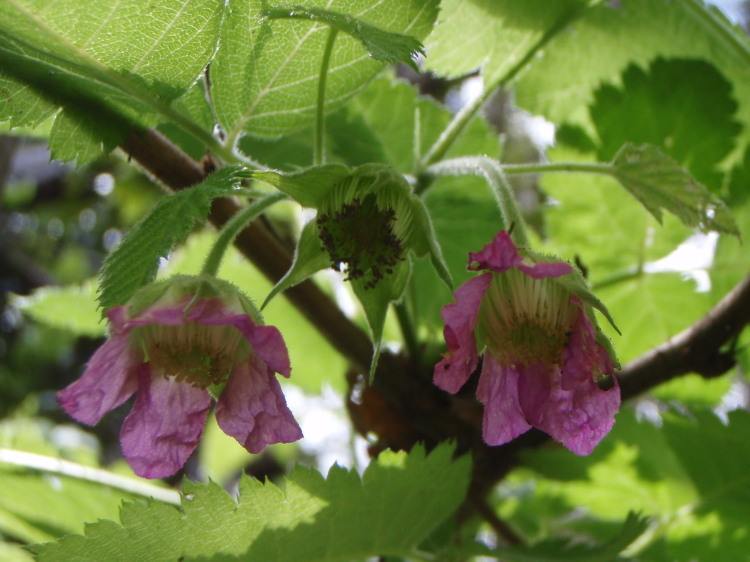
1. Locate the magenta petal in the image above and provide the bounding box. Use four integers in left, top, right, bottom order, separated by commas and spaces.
56, 334, 139, 426
434, 273, 492, 393
562, 301, 614, 389
120, 367, 211, 478
518, 261, 572, 279
215, 356, 302, 454
228, 322, 291, 378
518, 362, 619, 455
476, 355, 531, 445
468, 231, 522, 273
179, 297, 292, 378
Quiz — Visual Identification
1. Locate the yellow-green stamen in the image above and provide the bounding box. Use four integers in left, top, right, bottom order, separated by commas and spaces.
478, 269, 577, 367
131, 322, 250, 388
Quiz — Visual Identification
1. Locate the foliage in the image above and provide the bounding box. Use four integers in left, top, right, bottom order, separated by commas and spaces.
2, 0, 750, 560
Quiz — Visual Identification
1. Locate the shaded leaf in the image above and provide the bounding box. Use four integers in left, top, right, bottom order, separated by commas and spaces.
611, 143, 738, 236
212, 0, 438, 141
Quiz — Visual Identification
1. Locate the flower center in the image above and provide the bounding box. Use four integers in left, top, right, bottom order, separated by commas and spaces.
317, 193, 405, 289
132, 322, 250, 387
478, 269, 577, 367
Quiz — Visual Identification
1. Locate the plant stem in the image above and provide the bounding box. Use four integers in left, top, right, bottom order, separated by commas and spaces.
502, 161, 613, 176
201, 192, 288, 277
425, 157, 530, 247
315, 27, 339, 166
0, 448, 181, 505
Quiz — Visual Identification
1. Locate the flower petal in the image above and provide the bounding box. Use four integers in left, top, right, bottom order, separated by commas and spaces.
56, 333, 139, 426
476, 355, 531, 445
517, 261, 573, 279
518, 362, 620, 455
468, 231, 523, 273
562, 299, 614, 389
215, 356, 302, 454
120, 367, 211, 478
434, 273, 492, 393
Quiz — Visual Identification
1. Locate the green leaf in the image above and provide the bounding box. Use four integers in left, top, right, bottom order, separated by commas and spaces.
97, 166, 249, 313
590, 58, 741, 189
326, 74, 503, 173
515, 0, 750, 158
611, 143, 739, 236
264, 5, 425, 66
262, 219, 330, 308
32, 443, 471, 561
212, 0, 438, 142
253, 164, 351, 208
496, 511, 649, 562
0, 0, 223, 156
10, 281, 103, 338
424, 0, 588, 86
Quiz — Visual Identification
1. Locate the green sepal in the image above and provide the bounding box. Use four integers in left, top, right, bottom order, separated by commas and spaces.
252, 164, 351, 208
126, 274, 263, 326
352, 259, 411, 381
611, 143, 739, 236
263, 5, 425, 70
555, 264, 620, 336
262, 219, 331, 309
411, 196, 454, 290
525, 247, 620, 335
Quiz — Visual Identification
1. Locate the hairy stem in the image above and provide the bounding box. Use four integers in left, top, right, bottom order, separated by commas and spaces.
201, 192, 288, 277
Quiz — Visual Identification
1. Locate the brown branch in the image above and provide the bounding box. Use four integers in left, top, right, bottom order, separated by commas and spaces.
120, 128, 375, 373
618, 272, 750, 400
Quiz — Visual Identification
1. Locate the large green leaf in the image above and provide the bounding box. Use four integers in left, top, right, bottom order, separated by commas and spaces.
590, 58, 741, 190
0, 0, 223, 158
424, 0, 588, 87
515, 0, 750, 157
211, 0, 438, 144
32, 443, 471, 561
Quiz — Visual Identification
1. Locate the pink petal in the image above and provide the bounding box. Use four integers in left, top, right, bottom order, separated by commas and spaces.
180, 297, 292, 378
468, 231, 523, 273
120, 367, 211, 478
224, 321, 291, 378
476, 355, 531, 445
434, 273, 492, 393
517, 362, 619, 455
561, 300, 614, 389
518, 261, 572, 279
215, 356, 302, 454
56, 333, 139, 426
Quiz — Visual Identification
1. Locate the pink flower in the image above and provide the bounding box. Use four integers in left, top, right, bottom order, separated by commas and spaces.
57, 276, 303, 478
434, 232, 620, 455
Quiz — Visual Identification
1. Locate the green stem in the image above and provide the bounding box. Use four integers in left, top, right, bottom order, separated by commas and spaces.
315, 27, 339, 166
0, 448, 181, 505
502, 161, 613, 176
394, 300, 421, 366
202, 192, 288, 276
425, 157, 530, 247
